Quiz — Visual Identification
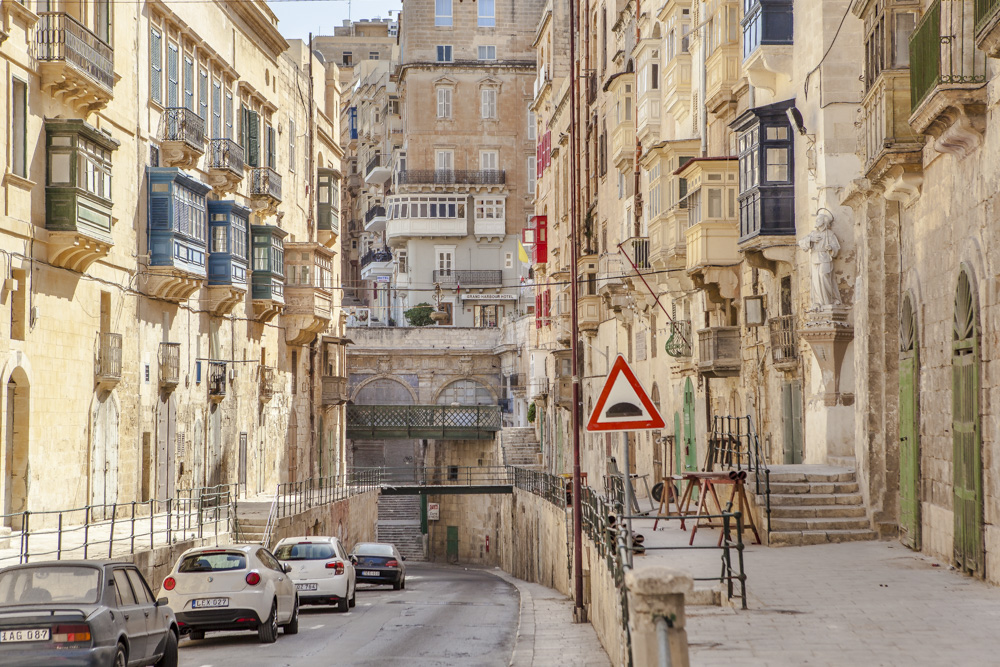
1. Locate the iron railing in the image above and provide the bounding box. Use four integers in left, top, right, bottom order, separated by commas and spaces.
365, 205, 386, 223
397, 169, 506, 186
274, 470, 381, 520
250, 167, 282, 201
160, 107, 205, 150
259, 366, 275, 401
365, 154, 386, 177
910, 0, 988, 111
431, 269, 502, 285
707, 414, 771, 532
976, 0, 1000, 33
35, 12, 114, 93
360, 247, 392, 268
158, 342, 180, 387
98, 332, 122, 381
509, 466, 568, 507
0, 484, 237, 567
665, 320, 693, 358
346, 404, 502, 438
207, 361, 227, 398
624, 236, 651, 269
209, 138, 244, 174
768, 314, 797, 364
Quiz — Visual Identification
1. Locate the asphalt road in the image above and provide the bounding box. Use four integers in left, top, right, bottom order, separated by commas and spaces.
177, 563, 520, 666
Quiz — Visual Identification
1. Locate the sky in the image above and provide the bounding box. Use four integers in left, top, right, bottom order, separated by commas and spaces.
268, 0, 403, 43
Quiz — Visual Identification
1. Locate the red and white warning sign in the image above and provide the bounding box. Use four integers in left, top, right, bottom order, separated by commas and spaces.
586, 354, 665, 432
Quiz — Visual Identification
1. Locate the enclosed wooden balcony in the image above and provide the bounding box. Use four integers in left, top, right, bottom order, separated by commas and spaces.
909, 0, 988, 157
704, 4, 741, 114
607, 73, 636, 169
768, 314, 798, 369
322, 375, 349, 406
36, 12, 114, 114
346, 404, 502, 440
96, 332, 122, 389
741, 0, 794, 95
206, 138, 244, 195
681, 158, 740, 275
978, 0, 1000, 56
158, 342, 180, 390
698, 326, 741, 377
284, 243, 335, 346
858, 70, 924, 199
553, 349, 573, 410
159, 107, 205, 169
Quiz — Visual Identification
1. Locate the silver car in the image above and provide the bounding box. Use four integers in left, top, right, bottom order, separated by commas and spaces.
0, 560, 178, 667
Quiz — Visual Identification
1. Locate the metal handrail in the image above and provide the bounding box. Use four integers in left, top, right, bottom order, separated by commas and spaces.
275, 470, 381, 519
209, 138, 244, 174
35, 12, 114, 93
365, 205, 387, 223
910, 0, 987, 111
250, 166, 282, 201
431, 269, 502, 285
707, 414, 771, 532
261, 484, 279, 549
160, 107, 205, 149
360, 247, 393, 268
396, 169, 506, 185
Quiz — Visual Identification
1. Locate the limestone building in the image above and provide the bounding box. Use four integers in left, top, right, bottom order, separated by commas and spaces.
0, 0, 347, 522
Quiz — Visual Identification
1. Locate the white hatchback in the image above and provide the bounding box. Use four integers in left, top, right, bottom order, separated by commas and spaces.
273, 536, 356, 613
158, 544, 299, 643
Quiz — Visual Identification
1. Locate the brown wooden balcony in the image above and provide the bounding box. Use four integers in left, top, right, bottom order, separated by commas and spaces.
159, 107, 205, 169
206, 138, 245, 194
250, 167, 282, 217
698, 326, 741, 378
96, 332, 122, 388
768, 314, 798, 369
207, 361, 227, 400
36, 12, 114, 114
158, 342, 180, 389
259, 366, 275, 403
322, 375, 349, 406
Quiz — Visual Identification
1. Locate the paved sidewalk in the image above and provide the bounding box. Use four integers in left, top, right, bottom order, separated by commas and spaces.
488, 568, 611, 667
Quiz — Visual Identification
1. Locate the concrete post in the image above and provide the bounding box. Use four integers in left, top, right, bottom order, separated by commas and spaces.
625, 566, 693, 667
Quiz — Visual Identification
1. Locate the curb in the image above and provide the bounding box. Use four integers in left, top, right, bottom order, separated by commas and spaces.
484, 568, 535, 667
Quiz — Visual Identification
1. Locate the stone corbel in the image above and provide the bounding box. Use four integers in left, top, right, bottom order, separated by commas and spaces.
799, 306, 854, 407
695, 266, 740, 303
742, 241, 796, 275
743, 45, 793, 96
880, 164, 923, 207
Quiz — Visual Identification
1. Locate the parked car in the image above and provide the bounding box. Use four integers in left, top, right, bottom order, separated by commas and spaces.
350, 543, 406, 590
273, 537, 356, 613
158, 545, 298, 643
0, 560, 178, 667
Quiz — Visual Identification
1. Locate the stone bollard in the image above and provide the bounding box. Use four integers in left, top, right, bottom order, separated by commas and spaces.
625, 566, 693, 667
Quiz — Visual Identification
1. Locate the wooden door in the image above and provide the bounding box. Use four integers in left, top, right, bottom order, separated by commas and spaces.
781, 381, 803, 464
682, 378, 697, 472
899, 294, 920, 549
446, 525, 459, 560
953, 271, 983, 576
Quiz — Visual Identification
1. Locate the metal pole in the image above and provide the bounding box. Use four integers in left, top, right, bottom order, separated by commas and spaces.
568, 0, 586, 624
623, 436, 634, 567
655, 616, 673, 667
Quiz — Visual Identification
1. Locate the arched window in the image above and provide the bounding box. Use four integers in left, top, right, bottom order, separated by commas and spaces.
354, 378, 413, 405
437, 379, 493, 405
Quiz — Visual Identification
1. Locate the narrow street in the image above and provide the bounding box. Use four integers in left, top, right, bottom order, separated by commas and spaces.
176, 563, 519, 666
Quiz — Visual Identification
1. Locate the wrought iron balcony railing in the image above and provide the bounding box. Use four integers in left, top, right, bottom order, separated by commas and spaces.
98, 332, 122, 381
768, 314, 798, 366
977, 0, 1000, 33
397, 170, 506, 186
209, 138, 244, 174
910, 0, 987, 111
365, 154, 385, 176
360, 248, 393, 268
259, 366, 275, 402
158, 342, 180, 387
431, 270, 502, 285
160, 107, 205, 149
365, 205, 386, 223
207, 361, 227, 398
36, 12, 114, 93
624, 236, 650, 269
250, 167, 282, 202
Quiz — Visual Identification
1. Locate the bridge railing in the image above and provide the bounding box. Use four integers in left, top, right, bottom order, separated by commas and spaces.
347, 404, 502, 439
508, 466, 567, 508
351, 466, 514, 487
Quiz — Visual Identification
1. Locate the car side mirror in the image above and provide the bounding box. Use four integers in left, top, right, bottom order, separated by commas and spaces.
282, 564, 292, 573
156, 598, 168, 607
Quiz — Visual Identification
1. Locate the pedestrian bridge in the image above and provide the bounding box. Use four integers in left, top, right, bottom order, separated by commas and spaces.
354, 466, 566, 502
346, 404, 502, 440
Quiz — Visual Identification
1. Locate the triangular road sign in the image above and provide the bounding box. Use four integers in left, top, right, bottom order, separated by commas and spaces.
587, 354, 665, 432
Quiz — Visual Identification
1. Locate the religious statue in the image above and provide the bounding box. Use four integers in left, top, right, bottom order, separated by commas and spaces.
799, 209, 842, 309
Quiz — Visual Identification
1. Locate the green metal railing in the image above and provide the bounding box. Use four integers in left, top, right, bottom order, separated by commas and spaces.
975, 0, 1000, 34
910, 0, 988, 111
346, 404, 502, 439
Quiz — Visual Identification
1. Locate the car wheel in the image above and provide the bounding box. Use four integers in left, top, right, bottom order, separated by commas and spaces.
401, 576, 406, 590
258, 600, 278, 644
189, 630, 205, 641
113, 643, 127, 667
337, 594, 349, 613
284, 596, 300, 635
348, 583, 356, 608
392, 578, 402, 591
155, 631, 178, 667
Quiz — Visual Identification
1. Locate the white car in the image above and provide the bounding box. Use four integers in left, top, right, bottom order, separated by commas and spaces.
158, 544, 298, 643
273, 536, 357, 613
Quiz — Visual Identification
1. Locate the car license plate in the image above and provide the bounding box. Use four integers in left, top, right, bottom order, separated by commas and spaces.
1, 628, 50, 642
192, 598, 229, 608
362, 570, 380, 577
296, 583, 318, 591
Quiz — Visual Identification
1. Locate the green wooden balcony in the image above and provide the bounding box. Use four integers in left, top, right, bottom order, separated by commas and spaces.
909, 0, 987, 112
347, 404, 502, 440
976, 0, 1000, 55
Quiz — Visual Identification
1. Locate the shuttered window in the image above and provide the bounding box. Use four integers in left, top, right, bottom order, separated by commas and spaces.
212, 79, 222, 138
266, 124, 276, 169
166, 43, 179, 107
242, 108, 259, 167
183, 55, 194, 111
150, 28, 162, 104
437, 88, 452, 118
199, 68, 209, 121
225, 90, 234, 140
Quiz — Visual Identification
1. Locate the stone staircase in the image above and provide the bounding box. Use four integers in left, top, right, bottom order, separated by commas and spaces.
757, 465, 876, 547
376, 495, 425, 561
501, 427, 543, 469
234, 498, 274, 546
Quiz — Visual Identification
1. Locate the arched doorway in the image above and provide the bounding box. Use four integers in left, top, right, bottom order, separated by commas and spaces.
953, 269, 983, 576
3, 372, 29, 528
91, 392, 119, 516
899, 293, 920, 549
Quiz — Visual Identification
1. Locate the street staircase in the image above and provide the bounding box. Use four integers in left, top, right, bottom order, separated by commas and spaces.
501, 427, 543, 470
376, 495, 425, 561
233, 497, 275, 546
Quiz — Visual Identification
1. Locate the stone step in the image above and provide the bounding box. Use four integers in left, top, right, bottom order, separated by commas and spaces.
767, 481, 860, 495
769, 516, 872, 531
768, 529, 877, 547
764, 470, 857, 484
827, 456, 857, 468
769, 504, 868, 519
763, 492, 864, 506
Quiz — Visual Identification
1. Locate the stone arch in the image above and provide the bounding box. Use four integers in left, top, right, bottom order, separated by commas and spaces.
2, 364, 31, 528
434, 378, 497, 405
352, 376, 417, 405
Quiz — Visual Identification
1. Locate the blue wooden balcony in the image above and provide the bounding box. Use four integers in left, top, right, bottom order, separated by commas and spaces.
147, 167, 212, 301
347, 404, 502, 440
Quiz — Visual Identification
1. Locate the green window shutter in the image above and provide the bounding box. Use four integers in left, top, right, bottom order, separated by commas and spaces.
247, 110, 260, 168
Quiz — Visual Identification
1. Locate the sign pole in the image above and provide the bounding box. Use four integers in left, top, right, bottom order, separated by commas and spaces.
623, 433, 634, 568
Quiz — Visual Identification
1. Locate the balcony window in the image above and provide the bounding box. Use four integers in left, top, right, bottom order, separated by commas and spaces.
475, 197, 505, 221
479, 0, 495, 27
148, 168, 210, 273
287, 251, 333, 289
733, 99, 795, 241
207, 200, 249, 287
741, 0, 794, 60
864, 3, 919, 92
48, 127, 114, 201
251, 226, 286, 301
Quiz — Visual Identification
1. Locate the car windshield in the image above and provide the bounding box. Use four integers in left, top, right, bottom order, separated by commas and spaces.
274, 543, 336, 560
353, 544, 394, 557
178, 552, 247, 572
0, 566, 101, 606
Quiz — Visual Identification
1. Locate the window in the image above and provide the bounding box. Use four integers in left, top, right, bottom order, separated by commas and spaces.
369, 51, 380, 60
437, 88, 452, 118
475, 198, 504, 220
474, 304, 502, 327
342, 51, 353, 67
12, 79, 27, 178
96, 0, 110, 43
478, 0, 495, 27
113, 570, 137, 606
481, 88, 498, 119
735, 100, 795, 239
436, 0, 452, 26
242, 107, 260, 167
436, 45, 453, 62
505, 252, 513, 268
436, 150, 454, 171
528, 111, 536, 141
266, 124, 276, 169
150, 28, 162, 104
397, 250, 407, 274
199, 68, 208, 121
225, 89, 233, 140
478, 45, 497, 60
288, 120, 296, 172
233, 214, 248, 260
437, 379, 494, 404
437, 249, 453, 275
166, 43, 179, 107
480, 150, 498, 171
183, 55, 194, 111
212, 225, 228, 253
77, 138, 113, 200
211, 79, 222, 138
527, 157, 536, 194
651, 63, 659, 89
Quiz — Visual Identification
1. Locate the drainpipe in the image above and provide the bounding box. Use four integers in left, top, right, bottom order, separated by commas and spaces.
308, 33, 316, 243
699, 1, 708, 157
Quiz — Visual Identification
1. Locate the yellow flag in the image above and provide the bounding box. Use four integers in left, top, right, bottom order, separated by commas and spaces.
518, 240, 530, 264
